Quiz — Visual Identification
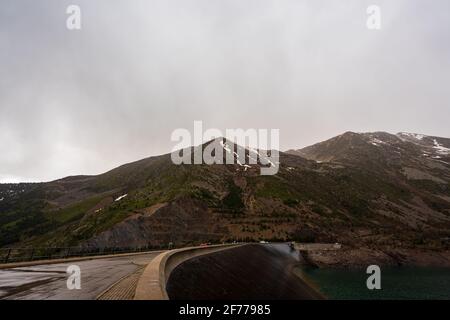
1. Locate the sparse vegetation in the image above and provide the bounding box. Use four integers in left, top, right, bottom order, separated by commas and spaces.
1, 132, 450, 252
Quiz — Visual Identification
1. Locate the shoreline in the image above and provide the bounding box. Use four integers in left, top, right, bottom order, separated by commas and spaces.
303, 246, 450, 269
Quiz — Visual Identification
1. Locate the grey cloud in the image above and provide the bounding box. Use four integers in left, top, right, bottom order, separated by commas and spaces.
1, 0, 450, 182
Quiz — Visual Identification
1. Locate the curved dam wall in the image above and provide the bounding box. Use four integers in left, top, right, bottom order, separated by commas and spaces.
134, 244, 241, 300
166, 243, 324, 300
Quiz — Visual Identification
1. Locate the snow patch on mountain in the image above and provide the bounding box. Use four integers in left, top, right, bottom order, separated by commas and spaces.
370, 138, 387, 146
115, 194, 128, 202
398, 132, 425, 140
219, 141, 254, 169
433, 139, 450, 155
220, 141, 232, 154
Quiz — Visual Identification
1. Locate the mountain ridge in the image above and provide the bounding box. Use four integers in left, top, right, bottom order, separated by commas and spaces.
1, 132, 450, 267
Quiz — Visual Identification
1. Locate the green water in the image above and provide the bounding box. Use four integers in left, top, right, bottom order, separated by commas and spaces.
300, 266, 450, 299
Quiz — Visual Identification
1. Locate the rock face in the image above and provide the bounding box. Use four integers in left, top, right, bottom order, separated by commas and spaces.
83, 198, 227, 248
305, 247, 450, 269
1, 133, 450, 266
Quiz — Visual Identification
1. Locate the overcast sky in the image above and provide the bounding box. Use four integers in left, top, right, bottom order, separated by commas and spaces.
1, 0, 450, 182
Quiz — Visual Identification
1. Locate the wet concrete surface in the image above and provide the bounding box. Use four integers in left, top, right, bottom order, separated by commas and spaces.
0, 252, 159, 300
167, 243, 323, 300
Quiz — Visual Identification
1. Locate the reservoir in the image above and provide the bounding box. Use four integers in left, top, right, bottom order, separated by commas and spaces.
299, 266, 450, 299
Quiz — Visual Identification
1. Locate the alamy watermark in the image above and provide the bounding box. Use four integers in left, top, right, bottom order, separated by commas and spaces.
366, 265, 381, 290
367, 5, 381, 30
66, 5, 81, 30
171, 121, 279, 175
66, 265, 81, 290
65, 5, 381, 32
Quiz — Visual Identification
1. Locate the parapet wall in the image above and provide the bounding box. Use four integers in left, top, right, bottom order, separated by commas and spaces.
134, 244, 242, 300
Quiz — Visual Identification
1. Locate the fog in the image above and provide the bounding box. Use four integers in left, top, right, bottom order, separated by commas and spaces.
1, 0, 449, 182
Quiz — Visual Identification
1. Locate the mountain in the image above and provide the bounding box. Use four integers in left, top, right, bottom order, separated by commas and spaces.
288, 131, 450, 166
1, 134, 450, 267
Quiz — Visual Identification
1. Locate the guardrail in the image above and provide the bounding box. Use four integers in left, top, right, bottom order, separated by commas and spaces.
134, 243, 244, 300
294, 243, 342, 251
0, 244, 171, 264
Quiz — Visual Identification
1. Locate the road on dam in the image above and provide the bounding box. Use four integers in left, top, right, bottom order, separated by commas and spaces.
167, 243, 324, 300
0, 252, 160, 300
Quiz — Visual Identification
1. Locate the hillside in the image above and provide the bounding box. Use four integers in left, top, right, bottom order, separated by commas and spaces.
1, 134, 450, 266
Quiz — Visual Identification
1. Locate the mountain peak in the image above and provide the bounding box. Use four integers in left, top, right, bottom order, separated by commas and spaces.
287, 131, 450, 164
